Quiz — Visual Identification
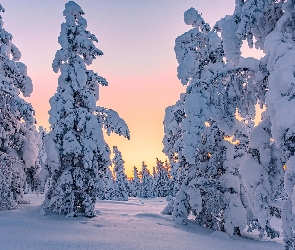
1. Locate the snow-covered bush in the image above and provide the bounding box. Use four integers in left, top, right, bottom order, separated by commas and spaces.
42, 1, 129, 217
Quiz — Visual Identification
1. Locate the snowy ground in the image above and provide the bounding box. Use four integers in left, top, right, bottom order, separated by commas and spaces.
0, 194, 283, 250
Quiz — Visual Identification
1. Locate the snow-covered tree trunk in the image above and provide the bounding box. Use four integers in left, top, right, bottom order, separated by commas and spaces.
38, 127, 50, 193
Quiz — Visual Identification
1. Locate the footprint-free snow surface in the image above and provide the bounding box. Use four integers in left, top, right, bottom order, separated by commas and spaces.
0, 194, 283, 250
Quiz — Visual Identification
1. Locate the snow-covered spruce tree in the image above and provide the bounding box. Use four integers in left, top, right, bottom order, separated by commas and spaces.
212, 0, 289, 239
42, 1, 129, 217
104, 167, 116, 200
162, 7, 225, 225
0, 4, 41, 209
163, 8, 220, 226
129, 166, 141, 197
113, 146, 128, 201
248, 1, 295, 247
140, 161, 153, 198
154, 159, 170, 197
189, 0, 286, 239
232, 1, 295, 247
262, 3, 295, 248
152, 164, 158, 197
163, 7, 270, 235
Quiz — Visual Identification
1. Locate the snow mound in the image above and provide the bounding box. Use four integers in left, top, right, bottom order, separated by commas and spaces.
211, 231, 230, 240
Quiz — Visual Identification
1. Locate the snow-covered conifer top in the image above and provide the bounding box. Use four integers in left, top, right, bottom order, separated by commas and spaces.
52, 1, 104, 75
184, 7, 210, 33
63, 1, 84, 16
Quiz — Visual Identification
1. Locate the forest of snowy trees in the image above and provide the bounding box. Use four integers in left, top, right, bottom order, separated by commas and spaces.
2, 0, 295, 249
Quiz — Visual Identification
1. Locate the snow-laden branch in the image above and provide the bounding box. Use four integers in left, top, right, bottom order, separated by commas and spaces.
96, 107, 130, 139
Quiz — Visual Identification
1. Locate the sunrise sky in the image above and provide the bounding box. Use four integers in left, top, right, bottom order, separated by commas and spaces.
1, 0, 263, 176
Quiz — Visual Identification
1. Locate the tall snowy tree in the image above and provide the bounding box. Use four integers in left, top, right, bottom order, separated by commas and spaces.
129, 166, 141, 197
113, 146, 129, 201
0, 4, 40, 209
163, 6, 269, 236
140, 161, 153, 198
163, 8, 226, 227
161, 0, 291, 242
261, 4, 295, 248
42, 1, 129, 217
154, 159, 170, 197
152, 165, 157, 197
231, 0, 295, 247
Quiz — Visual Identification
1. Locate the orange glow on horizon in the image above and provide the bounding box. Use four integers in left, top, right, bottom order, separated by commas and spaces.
27, 66, 185, 178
